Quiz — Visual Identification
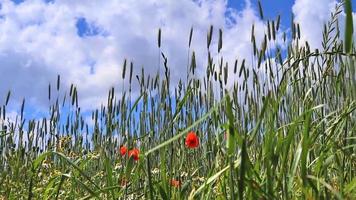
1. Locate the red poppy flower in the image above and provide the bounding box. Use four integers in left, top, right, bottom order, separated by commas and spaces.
170, 179, 181, 188
120, 146, 127, 156
185, 131, 199, 148
128, 148, 140, 161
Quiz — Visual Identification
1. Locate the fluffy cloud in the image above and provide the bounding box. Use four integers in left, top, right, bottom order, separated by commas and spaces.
293, 0, 356, 49
5, 0, 354, 113
0, 0, 271, 112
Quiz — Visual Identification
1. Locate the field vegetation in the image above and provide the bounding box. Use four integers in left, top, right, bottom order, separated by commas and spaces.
0, 1, 355, 199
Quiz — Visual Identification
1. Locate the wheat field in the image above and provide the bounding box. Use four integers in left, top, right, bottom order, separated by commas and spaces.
0, 1, 355, 199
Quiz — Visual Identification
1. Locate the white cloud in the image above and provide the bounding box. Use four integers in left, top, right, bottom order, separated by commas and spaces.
292, 0, 337, 49
0, 0, 280, 111
293, 0, 356, 49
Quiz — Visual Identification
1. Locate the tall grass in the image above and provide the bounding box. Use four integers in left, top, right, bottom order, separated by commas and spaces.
0, 2, 355, 199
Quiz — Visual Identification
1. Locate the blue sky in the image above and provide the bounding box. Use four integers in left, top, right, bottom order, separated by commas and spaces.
75, 0, 298, 39
229, 0, 295, 25
0, 0, 355, 121
228, 0, 356, 35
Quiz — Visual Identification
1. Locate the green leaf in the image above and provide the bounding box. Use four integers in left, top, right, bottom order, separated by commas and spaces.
104, 154, 116, 199
344, 0, 354, 53
289, 140, 302, 191
32, 151, 102, 191
225, 94, 237, 155
157, 184, 168, 200
62, 173, 98, 198
307, 175, 343, 200
190, 158, 241, 198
